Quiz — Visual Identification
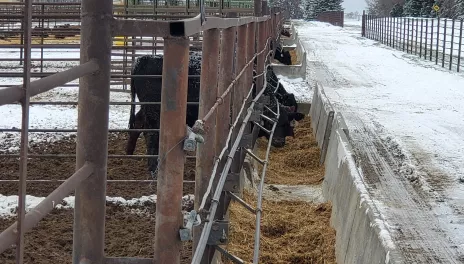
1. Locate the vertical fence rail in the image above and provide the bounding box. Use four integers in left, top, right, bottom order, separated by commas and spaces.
407, 18, 410, 53
403, 18, 406, 51
458, 20, 463, 72
154, 36, 190, 264
193, 27, 221, 264
393, 17, 396, 49
442, 18, 447, 68
228, 23, 248, 205
256, 21, 266, 92
16, 0, 33, 263
436, 18, 440, 64
424, 19, 428, 59
430, 19, 434, 61
414, 20, 422, 55
420, 18, 423, 57
450, 19, 455, 70
361, 10, 365, 37
72, 0, 112, 263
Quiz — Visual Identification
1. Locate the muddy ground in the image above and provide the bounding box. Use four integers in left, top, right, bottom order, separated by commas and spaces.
0, 205, 193, 264
0, 132, 196, 198
0, 131, 195, 263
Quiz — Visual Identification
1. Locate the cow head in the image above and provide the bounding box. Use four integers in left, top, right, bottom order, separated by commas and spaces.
281, 29, 291, 37
276, 92, 298, 113
259, 102, 305, 148
274, 47, 292, 66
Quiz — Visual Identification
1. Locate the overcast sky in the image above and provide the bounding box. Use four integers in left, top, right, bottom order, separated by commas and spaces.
342, 0, 367, 13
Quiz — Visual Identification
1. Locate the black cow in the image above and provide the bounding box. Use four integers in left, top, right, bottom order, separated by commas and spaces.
258, 93, 305, 147
274, 46, 292, 65
255, 66, 305, 147
265, 66, 298, 112
126, 52, 304, 174
281, 28, 291, 37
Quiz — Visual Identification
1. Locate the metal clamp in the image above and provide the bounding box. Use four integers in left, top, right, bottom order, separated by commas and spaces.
179, 210, 201, 242
183, 126, 205, 152
207, 220, 229, 245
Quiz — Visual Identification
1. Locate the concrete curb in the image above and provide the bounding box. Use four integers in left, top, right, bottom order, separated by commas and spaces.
312, 82, 404, 263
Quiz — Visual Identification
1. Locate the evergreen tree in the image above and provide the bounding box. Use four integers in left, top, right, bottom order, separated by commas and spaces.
304, 0, 343, 20
304, 0, 318, 20
390, 3, 404, 16
457, 0, 464, 18
403, 0, 424, 16
403, 0, 436, 16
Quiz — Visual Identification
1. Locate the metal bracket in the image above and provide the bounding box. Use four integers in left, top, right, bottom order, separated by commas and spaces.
239, 133, 253, 149
258, 95, 270, 105
250, 109, 262, 123
255, 102, 264, 112
213, 245, 244, 264
207, 220, 229, 245
183, 126, 205, 152
179, 210, 200, 241
224, 172, 240, 192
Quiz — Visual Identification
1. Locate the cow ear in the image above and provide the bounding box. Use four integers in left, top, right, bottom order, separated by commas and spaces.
288, 112, 305, 121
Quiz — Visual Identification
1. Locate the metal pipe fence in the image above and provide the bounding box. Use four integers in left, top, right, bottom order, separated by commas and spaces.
0, 0, 286, 263
362, 12, 464, 72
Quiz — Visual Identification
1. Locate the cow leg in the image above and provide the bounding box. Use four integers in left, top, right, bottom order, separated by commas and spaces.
142, 107, 161, 177
126, 109, 145, 155
144, 131, 160, 178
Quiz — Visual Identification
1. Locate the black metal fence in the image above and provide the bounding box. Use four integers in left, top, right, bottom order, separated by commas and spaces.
362, 13, 464, 72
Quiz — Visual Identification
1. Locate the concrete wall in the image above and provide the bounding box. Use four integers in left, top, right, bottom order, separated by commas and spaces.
311, 82, 404, 264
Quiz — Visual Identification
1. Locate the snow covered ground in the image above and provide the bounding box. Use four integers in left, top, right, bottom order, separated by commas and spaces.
295, 18, 464, 262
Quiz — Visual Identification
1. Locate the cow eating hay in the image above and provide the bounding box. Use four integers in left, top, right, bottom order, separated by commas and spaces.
125, 51, 304, 175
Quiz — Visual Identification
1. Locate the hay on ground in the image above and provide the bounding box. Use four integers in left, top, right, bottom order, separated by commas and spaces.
289, 49, 299, 65
226, 191, 336, 264
256, 117, 325, 185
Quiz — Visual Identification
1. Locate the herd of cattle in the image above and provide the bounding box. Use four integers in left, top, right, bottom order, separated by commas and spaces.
125, 29, 303, 174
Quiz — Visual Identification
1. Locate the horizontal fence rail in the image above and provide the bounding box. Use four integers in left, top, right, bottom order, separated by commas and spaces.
362, 13, 464, 72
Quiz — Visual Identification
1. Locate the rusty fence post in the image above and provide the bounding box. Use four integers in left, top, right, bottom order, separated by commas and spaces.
72, 0, 112, 263
214, 26, 237, 215
254, 0, 262, 16
256, 21, 266, 94
154, 36, 190, 264
193, 28, 221, 264
229, 23, 248, 191
246, 21, 256, 97
17, 0, 32, 263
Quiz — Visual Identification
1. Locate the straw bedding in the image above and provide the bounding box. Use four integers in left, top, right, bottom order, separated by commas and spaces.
256, 117, 325, 185
226, 116, 336, 263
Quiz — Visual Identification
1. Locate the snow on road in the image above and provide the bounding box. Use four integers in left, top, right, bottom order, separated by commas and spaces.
296, 19, 464, 262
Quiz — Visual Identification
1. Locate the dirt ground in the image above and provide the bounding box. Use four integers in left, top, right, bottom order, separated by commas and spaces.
0, 131, 195, 263
0, 205, 193, 264
0, 132, 196, 198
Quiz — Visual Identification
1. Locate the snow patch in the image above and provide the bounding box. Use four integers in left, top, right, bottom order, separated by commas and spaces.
276, 74, 312, 102
0, 194, 195, 218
